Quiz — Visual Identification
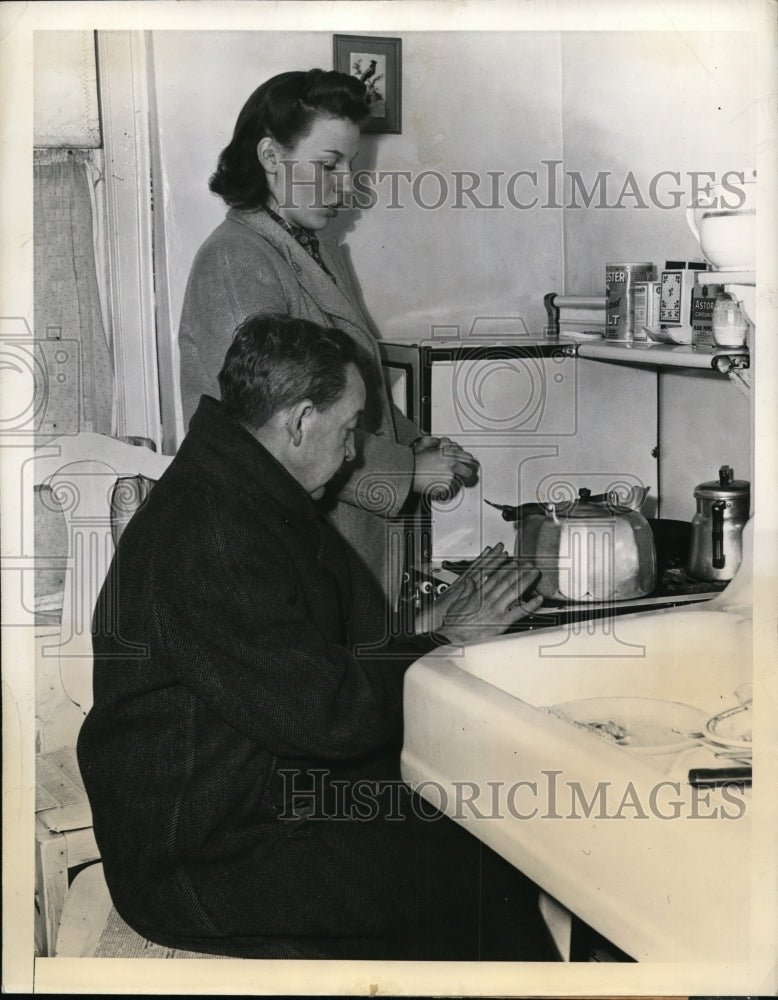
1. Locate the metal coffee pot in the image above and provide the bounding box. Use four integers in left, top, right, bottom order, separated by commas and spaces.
686, 465, 750, 582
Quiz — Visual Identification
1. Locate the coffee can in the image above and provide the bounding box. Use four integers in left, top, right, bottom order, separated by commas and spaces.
606, 262, 654, 341
691, 284, 717, 347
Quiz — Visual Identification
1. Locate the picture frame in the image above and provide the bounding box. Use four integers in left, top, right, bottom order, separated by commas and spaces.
333, 34, 402, 134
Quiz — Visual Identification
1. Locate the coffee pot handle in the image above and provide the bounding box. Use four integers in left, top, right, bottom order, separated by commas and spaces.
712, 500, 726, 569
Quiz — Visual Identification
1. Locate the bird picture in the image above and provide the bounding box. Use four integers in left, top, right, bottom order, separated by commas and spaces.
360, 59, 377, 83
350, 53, 386, 115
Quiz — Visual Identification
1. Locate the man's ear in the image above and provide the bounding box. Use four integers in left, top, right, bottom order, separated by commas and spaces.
286, 399, 315, 447
257, 136, 281, 174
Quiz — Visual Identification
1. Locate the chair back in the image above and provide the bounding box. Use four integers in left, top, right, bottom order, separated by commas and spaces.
32, 433, 172, 723
110, 475, 157, 547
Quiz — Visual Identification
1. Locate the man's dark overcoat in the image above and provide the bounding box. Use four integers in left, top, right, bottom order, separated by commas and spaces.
77, 397, 547, 960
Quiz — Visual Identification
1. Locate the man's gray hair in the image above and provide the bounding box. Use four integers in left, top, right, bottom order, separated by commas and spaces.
218, 313, 371, 429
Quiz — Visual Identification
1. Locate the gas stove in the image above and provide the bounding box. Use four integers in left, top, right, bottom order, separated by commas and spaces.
509, 573, 726, 631
402, 518, 727, 633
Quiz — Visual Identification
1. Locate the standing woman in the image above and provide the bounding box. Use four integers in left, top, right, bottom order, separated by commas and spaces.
179, 69, 477, 607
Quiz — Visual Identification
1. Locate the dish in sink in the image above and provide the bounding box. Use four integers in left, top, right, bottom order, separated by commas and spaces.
706, 703, 752, 750
547, 696, 710, 754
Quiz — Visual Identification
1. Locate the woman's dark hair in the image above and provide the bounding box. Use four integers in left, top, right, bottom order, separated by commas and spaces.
209, 69, 370, 210
218, 314, 371, 430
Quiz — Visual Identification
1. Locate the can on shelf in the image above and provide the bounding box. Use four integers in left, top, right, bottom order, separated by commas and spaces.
633, 280, 660, 341
606, 262, 654, 341
691, 284, 717, 347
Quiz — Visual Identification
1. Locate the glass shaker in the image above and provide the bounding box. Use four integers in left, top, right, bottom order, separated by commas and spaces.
712, 292, 749, 347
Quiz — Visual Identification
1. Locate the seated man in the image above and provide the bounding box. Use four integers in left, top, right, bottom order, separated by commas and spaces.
78, 314, 549, 961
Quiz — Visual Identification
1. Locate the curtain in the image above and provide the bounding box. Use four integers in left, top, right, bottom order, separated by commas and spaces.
33, 148, 114, 615
33, 148, 113, 436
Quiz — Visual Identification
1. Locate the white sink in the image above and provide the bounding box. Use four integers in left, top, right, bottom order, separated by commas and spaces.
401, 600, 753, 963
443, 606, 752, 720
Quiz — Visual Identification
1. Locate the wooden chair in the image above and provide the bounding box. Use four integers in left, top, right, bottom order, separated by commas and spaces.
55, 862, 225, 959
32, 433, 172, 956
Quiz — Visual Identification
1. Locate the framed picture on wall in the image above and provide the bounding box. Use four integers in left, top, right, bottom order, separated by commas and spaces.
333, 34, 402, 134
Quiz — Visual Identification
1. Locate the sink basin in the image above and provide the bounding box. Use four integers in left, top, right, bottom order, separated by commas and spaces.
400, 602, 753, 963
444, 607, 752, 719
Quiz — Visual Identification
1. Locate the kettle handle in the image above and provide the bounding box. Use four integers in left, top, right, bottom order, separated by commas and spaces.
712, 500, 726, 569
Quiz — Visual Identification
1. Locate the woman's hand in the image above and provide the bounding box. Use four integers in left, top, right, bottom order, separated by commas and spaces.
415, 543, 543, 644
411, 435, 479, 499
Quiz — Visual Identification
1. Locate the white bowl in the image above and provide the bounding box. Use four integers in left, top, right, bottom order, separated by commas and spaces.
697, 211, 756, 269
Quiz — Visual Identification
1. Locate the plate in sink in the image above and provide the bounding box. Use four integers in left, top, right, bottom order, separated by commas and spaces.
550, 697, 709, 754
706, 704, 752, 750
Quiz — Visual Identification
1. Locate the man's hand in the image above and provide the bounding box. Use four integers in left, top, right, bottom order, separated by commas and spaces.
411, 435, 479, 499
415, 543, 542, 645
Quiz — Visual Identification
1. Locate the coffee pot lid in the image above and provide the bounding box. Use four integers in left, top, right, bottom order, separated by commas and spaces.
694, 465, 750, 499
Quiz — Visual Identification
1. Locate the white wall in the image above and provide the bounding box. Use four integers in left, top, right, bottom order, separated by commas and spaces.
558, 31, 756, 516
340, 31, 564, 340
150, 30, 564, 348
151, 31, 334, 344
149, 28, 755, 513
658, 372, 751, 521
560, 31, 756, 293
151, 27, 755, 332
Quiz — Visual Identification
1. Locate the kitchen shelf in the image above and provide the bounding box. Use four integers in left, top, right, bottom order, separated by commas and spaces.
416, 337, 751, 372
576, 339, 749, 371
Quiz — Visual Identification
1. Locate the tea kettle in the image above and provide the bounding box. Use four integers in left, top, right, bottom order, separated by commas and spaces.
686, 465, 750, 582
487, 487, 656, 602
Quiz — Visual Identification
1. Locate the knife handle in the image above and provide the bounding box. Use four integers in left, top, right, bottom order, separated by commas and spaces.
688, 766, 751, 787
